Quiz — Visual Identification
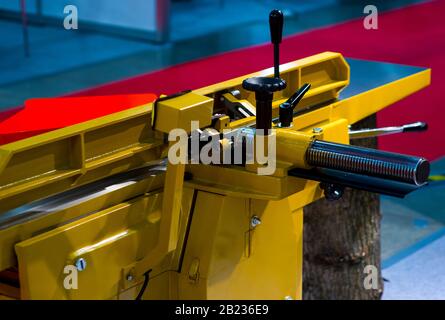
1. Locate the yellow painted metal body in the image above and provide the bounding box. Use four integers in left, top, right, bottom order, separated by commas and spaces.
0, 52, 431, 300
153, 92, 213, 133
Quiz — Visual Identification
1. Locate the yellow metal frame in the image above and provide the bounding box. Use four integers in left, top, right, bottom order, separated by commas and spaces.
0, 52, 431, 300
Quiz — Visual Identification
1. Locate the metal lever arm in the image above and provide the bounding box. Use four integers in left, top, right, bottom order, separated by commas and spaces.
349, 121, 428, 139
278, 83, 311, 127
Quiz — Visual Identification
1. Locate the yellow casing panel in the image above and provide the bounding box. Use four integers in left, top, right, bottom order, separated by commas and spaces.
177, 191, 304, 300
153, 92, 213, 133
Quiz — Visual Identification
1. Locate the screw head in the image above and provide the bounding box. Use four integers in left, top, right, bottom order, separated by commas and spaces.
312, 127, 323, 134
250, 216, 262, 228
75, 258, 87, 272
126, 274, 134, 282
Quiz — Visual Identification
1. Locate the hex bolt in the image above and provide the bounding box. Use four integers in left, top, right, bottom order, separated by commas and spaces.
312, 127, 323, 134
75, 258, 87, 272
250, 216, 262, 228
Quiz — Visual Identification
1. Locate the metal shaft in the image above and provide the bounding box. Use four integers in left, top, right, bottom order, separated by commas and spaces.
349, 122, 428, 139
255, 91, 273, 133
274, 44, 280, 78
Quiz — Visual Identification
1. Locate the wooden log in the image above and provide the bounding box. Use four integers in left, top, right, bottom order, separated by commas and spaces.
303, 115, 383, 300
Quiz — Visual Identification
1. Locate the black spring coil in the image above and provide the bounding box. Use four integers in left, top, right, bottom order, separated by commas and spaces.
306, 140, 429, 186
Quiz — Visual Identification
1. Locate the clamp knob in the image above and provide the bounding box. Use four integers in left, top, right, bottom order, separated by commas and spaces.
243, 77, 286, 132
242, 77, 286, 93
279, 83, 311, 127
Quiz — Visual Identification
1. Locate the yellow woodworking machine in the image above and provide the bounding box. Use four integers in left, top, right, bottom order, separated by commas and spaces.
0, 10, 431, 300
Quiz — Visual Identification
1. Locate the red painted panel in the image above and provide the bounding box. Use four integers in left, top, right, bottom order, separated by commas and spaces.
0, 93, 157, 145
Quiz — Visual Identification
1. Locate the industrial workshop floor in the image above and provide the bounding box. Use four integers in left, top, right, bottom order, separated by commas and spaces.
0, 0, 443, 299
382, 157, 445, 299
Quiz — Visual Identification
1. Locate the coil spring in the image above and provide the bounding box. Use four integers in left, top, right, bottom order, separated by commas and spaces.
306, 148, 416, 184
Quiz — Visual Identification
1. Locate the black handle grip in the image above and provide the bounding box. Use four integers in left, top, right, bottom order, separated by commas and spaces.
287, 83, 311, 107
279, 83, 311, 127
403, 122, 428, 133
269, 9, 284, 45
269, 9, 284, 78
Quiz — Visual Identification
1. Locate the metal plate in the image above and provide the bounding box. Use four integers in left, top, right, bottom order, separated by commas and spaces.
342, 58, 427, 99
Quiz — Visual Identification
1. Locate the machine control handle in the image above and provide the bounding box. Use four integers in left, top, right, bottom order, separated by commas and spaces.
402, 121, 428, 132
269, 9, 284, 78
269, 9, 284, 45
278, 83, 311, 127
349, 121, 428, 139
242, 9, 287, 132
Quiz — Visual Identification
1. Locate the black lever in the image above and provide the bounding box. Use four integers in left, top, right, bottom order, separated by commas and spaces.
279, 83, 311, 127
403, 121, 428, 132
242, 9, 287, 133
349, 121, 428, 139
270, 9, 284, 78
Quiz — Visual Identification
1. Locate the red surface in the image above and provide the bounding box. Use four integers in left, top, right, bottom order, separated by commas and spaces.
1, 1, 444, 159
0, 94, 157, 145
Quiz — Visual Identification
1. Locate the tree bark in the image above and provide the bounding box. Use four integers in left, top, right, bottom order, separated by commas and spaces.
303, 115, 383, 300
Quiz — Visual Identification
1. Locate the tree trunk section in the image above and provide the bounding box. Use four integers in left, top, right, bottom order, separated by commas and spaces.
303, 115, 383, 300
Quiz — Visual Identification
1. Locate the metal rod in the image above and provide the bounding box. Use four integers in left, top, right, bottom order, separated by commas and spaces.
349, 122, 427, 139
274, 44, 280, 78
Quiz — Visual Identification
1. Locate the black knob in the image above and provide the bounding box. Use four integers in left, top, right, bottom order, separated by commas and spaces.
270, 9, 284, 78
402, 122, 428, 133
320, 183, 345, 201
242, 77, 286, 132
242, 77, 286, 93
270, 9, 284, 45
